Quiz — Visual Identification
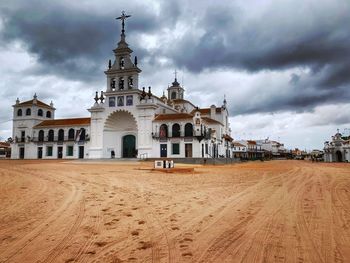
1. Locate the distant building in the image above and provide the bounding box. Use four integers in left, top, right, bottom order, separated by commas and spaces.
310, 149, 324, 161
255, 139, 288, 159
324, 131, 350, 162
231, 141, 247, 158
0, 142, 11, 158
291, 148, 307, 159
238, 140, 264, 159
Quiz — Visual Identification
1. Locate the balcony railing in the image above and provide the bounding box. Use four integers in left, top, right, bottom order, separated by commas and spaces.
152, 131, 211, 142
15, 135, 90, 143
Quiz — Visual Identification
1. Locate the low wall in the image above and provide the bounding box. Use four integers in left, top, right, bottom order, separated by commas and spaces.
145, 157, 241, 165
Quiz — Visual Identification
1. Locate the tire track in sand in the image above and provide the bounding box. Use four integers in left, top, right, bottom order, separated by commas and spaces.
0, 183, 82, 262
41, 198, 86, 263
195, 167, 301, 262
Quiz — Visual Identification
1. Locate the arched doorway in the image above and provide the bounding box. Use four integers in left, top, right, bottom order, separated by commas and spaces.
123, 135, 136, 158
104, 110, 138, 158
336, 150, 342, 162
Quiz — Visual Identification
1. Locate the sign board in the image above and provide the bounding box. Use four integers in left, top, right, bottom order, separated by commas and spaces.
154, 160, 175, 169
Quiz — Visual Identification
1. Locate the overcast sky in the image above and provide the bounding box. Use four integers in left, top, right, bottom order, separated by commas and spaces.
1, 0, 350, 150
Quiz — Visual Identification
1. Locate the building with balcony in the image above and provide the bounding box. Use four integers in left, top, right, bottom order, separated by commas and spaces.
256, 139, 287, 159
10, 14, 233, 160
231, 141, 247, 159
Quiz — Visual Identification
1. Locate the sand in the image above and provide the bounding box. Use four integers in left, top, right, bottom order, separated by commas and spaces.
0, 160, 349, 263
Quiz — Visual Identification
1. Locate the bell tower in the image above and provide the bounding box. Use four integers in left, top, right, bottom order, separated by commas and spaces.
105, 11, 141, 92
167, 70, 185, 100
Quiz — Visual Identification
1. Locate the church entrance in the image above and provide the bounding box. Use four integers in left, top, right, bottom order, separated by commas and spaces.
123, 135, 136, 158
336, 150, 342, 162
104, 110, 138, 159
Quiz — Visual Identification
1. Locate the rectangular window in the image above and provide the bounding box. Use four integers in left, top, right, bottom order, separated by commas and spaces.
205, 144, 208, 154
172, 143, 180, 155
117, 96, 124, 106
66, 146, 74, 156
109, 97, 116, 107
126, 95, 133, 106
46, 146, 53, 156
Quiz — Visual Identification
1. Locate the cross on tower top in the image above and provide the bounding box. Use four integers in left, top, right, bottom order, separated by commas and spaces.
116, 11, 131, 35
174, 69, 177, 80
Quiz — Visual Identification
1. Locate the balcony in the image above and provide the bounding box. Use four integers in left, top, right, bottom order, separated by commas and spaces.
31, 135, 90, 144
15, 137, 29, 143
151, 131, 209, 142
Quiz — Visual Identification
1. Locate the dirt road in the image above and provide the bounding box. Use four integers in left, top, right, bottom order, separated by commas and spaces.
0, 160, 349, 263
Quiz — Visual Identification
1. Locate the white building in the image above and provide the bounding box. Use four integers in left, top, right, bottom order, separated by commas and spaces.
238, 140, 264, 159
257, 139, 286, 158
11, 14, 233, 160
324, 131, 350, 162
231, 141, 247, 158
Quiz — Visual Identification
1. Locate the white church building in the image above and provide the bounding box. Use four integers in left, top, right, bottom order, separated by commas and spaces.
11, 13, 233, 160
324, 131, 350, 162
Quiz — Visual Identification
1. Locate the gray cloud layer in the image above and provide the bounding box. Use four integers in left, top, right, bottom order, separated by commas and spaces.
1, 0, 350, 117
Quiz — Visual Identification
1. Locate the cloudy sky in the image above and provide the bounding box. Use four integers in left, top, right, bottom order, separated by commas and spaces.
1, 0, 350, 150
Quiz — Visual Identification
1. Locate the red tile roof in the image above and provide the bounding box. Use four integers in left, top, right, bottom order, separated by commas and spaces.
201, 117, 223, 125
18, 99, 53, 109
0, 142, 10, 148
223, 134, 233, 141
191, 107, 222, 115
172, 99, 196, 108
232, 142, 245, 147
154, 113, 193, 121
247, 140, 256, 145
34, 118, 91, 128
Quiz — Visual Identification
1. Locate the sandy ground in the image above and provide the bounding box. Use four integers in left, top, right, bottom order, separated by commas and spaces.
0, 160, 350, 263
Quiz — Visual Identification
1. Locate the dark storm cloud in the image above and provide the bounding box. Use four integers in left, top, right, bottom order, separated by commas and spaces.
163, 1, 350, 115
1, 0, 350, 117
169, 2, 350, 73
0, 0, 161, 81
230, 76, 350, 116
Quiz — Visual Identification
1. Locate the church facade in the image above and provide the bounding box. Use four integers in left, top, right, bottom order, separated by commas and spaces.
324, 131, 350, 162
11, 14, 233, 160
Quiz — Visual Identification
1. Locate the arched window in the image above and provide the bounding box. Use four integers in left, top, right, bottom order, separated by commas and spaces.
119, 77, 124, 90
38, 109, 43, 116
68, 128, 75, 140
171, 91, 176, 100
79, 128, 86, 141
119, 57, 125, 69
172, 123, 180, 137
159, 124, 168, 138
17, 109, 22, 116
48, 130, 54, 142
38, 130, 44, 142
110, 78, 116, 91
26, 108, 31, 116
128, 76, 133, 89
46, 111, 51, 118
58, 129, 64, 141
184, 123, 193, 137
